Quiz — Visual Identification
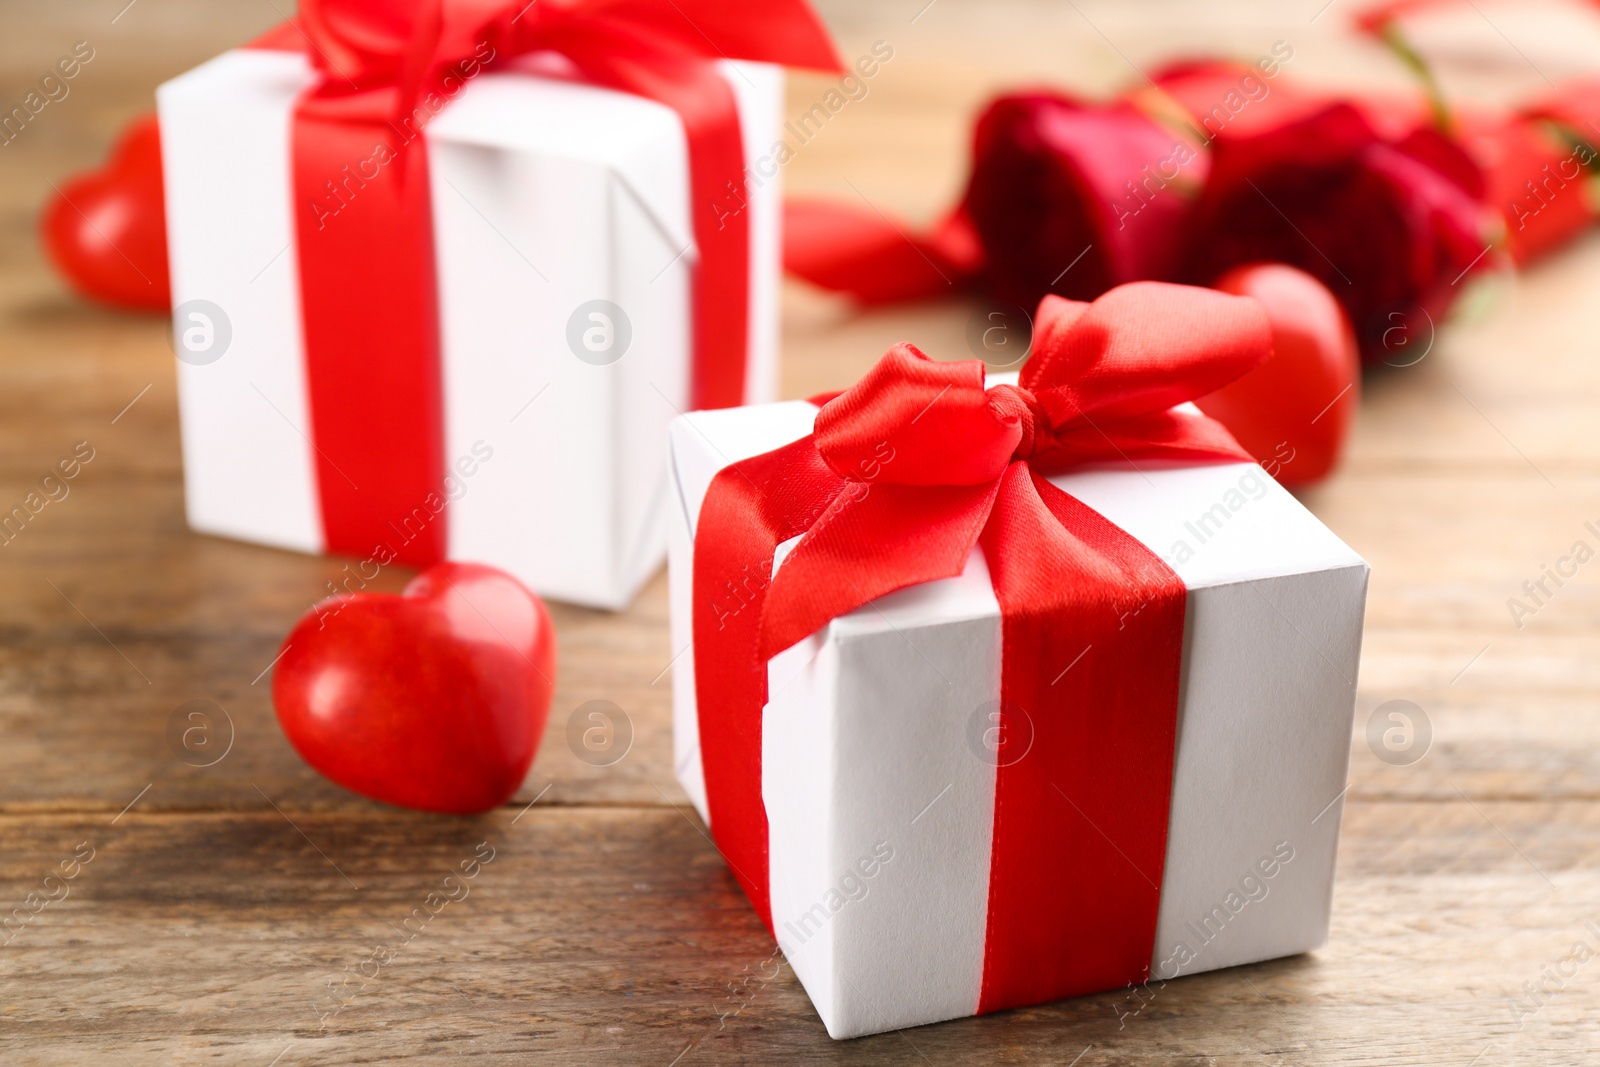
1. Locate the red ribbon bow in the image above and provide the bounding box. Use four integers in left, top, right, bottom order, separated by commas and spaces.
692, 281, 1270, 1010
252, 0, 839, 565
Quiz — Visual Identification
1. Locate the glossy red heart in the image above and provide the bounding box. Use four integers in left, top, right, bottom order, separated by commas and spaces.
41, 112, 170, 312
273, 562, 556, 814
1195, 263, 1360, 487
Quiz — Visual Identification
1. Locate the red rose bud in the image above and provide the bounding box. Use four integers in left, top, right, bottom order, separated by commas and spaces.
961, 91, 1207, 307
1158, 62, 1495, 365
1452, 109, 1592, 266
1483, 81, 1600, 265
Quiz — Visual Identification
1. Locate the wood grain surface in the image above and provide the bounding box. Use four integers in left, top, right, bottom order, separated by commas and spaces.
6, 0, 1600, 1062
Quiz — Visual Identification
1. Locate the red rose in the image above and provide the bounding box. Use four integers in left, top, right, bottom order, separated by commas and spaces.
1160, 62, 1493, 363
1352, 2, 1600, 265
960, 91, 1206, 306
784, 62, 1501, 366
781, 90, 1207, 309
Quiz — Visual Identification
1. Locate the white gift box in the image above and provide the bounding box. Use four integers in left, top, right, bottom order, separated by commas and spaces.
667, 389, 1369, 1039
157, 48, 782, 609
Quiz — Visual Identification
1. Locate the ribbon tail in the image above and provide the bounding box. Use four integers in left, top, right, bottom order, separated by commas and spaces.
759, 476, 1000, 659
783, 199, 983, 305
976, 464, 1186, 1012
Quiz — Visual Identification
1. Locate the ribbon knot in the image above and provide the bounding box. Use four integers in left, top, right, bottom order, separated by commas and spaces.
986, 383, 1045, 462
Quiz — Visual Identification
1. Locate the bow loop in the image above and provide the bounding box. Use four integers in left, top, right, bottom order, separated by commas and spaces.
1020, 281, 1273, 434
296, 0, 411, 80
814, 343, 1023, 485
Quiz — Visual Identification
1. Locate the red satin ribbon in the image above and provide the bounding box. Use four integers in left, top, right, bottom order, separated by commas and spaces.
692, 281, 1270, 1010
251, 0, 840, 564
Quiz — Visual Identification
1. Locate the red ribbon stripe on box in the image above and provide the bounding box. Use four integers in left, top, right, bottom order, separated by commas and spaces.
249, 0, 840, 566
691, 281, 1271, 1009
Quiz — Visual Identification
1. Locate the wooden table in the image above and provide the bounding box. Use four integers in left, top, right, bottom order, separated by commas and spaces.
6, 0, 1600, 1062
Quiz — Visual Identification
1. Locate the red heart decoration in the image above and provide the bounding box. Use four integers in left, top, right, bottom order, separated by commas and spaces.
273, 562, 556, 814
41, 112, 170, 312
1195, 263, 1361, 487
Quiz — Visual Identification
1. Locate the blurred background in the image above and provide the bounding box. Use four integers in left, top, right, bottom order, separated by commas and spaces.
12, 0, 1600, 293
9, 0, 1600, 857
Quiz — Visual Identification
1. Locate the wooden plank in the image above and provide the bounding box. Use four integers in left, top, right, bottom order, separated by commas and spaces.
1, 801, 1598, 1065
